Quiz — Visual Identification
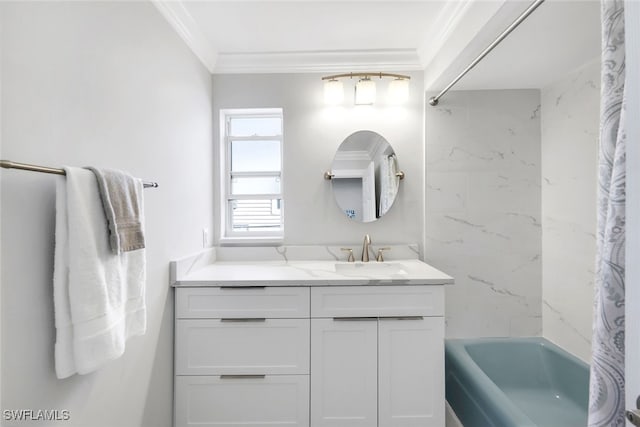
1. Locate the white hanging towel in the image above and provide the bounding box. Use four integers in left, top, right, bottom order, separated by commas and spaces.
53, 167, 146, 379
378, 154, 399, 217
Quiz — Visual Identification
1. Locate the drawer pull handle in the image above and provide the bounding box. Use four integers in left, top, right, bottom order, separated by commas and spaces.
220, 286, 266, 289
380, 316, 424, 320
220, 318, 267, 322
220, 375, 266, 379
333, 317, 378, 321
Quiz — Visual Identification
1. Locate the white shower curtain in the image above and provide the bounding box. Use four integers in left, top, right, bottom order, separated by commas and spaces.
588, 1, 627, 426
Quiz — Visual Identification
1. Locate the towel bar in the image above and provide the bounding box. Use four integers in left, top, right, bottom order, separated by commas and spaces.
324, 170, 405, 180
0, 160, 158, 188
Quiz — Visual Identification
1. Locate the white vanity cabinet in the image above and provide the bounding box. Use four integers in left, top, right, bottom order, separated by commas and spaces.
310, 286, 445, 427
173, 284, 445, 427
174, 286, 311, 427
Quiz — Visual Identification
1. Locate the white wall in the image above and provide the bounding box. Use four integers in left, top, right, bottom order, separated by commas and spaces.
541, 59, 599, 362
211, 72, 425, 249
0, 2, 213, 426
425, 90, 542, 338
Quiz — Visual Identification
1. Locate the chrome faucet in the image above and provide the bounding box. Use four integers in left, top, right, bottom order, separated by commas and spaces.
361, 234, 371, 262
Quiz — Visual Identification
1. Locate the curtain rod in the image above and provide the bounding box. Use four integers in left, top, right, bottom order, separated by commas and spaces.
0, 160, 159, 188
428, 0, 546, 107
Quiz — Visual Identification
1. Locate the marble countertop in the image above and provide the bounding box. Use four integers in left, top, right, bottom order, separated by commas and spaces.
171, 246, 454, 287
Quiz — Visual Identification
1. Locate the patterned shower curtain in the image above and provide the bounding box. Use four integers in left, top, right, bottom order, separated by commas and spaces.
588, 0, 627, 426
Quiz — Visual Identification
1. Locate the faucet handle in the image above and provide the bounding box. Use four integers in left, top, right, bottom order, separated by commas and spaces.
340, 248, 355, 262
376, 247, 391, 262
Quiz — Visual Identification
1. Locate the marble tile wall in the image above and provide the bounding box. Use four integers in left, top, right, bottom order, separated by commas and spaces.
425, 90, 542, 338
541, 60, 600, 362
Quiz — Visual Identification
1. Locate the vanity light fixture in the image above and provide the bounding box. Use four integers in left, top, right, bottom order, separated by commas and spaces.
321, 72, 410, 106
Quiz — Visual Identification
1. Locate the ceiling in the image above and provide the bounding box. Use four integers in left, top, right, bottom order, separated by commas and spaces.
184, 2, 443, 54
430, 0, 601, 90
152, 0, 601, 90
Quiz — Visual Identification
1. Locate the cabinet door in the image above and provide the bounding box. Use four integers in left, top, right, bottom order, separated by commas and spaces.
378, 316, 444, 427
175, 375, 309, 427
310, 318, 377, 427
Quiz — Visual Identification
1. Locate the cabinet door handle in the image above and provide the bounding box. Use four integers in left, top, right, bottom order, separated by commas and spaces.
220, 375, 266, 379
220, 318, 267, 322
379, 316, 424, 320
333, 317, 378, 321
220, 286, 266, 289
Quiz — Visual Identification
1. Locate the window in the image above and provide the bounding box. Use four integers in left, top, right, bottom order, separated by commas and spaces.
220, 108, 283, 242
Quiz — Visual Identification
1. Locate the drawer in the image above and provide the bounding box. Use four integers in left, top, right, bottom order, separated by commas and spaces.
176, 286, 310, 319
175, 318, 310, 375
175, 375, 310, 427
311, 286, 443, 318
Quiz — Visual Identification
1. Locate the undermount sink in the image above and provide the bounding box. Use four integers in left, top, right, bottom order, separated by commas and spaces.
334, 262, 407, 276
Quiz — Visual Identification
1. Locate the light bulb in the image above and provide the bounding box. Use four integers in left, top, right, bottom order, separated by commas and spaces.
355, 78, 376, 105
388, 78, 409, 104
324, 79, 344, 105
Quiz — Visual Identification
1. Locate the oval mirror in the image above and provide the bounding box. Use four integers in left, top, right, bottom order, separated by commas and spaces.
330, 130, 401, 222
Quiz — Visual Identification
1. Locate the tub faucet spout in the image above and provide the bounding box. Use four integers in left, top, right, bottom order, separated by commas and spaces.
361, 234, 371, 262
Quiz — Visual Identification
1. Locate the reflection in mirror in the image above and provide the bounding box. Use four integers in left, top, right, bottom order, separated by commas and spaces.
330, 130, 400, 222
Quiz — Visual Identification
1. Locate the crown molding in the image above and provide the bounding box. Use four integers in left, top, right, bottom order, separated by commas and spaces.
151, 0, 508, 78
213, 49, 423, 74
417, 0, 475, 69
420, 0, 512, 91
335, 150, 371, 162
151, 0, 218, 73
152, 0, 422, 74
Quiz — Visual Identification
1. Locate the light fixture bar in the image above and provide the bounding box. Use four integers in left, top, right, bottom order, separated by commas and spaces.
321, 72, 411, 81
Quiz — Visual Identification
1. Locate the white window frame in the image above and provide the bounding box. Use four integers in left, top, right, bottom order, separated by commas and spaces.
219, 108, 284, 244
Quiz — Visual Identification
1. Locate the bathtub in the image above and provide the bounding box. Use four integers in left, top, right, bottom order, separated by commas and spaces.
445, 337, 589, 427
